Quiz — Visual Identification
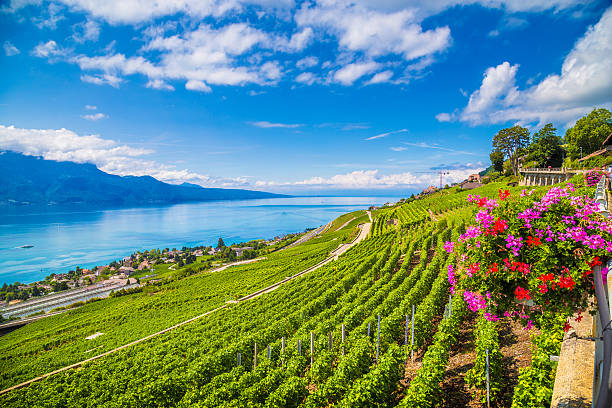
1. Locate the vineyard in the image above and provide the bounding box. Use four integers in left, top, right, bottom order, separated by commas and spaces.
0, 179, 592, 407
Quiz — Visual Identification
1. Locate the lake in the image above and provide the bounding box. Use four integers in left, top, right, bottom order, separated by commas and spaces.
0, 196, 401, 284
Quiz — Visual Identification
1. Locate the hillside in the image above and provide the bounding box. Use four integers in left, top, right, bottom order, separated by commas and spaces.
0, 177, 603, 407
0, 151, 285, 207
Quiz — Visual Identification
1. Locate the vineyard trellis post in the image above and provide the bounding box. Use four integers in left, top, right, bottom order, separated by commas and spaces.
329, 332, 332, 351
411, 304, 415, 361
449, 295, 452, 317
298, 339, 301, 355
254, 342, 257, 369
486, 348, 490, 408
237, 352, 241, 367
404, 314, 409, 346
367, 322, 370, 337
342, 324, 346, 355
376, 315, 380, 364
310, 331, 314, 366
267, 345, 271, 360
281, 337, 285, 367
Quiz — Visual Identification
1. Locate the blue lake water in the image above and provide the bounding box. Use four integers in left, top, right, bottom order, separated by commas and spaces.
0, 196, 401, 284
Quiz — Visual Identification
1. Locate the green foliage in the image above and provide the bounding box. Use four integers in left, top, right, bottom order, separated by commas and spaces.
527, 123, 564, 167
511, 315, 565, 408
490, 150, 504, 172
492, 125, 530, 176
465, 311, 503, 403
565, 108, 612, 160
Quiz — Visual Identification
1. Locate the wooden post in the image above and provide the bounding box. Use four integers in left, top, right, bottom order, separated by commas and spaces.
310, 331, 314, 366
411, 304, 415, 361
341, 324, 346, 355
486, 348, 490, 408
237, 352, 241, 366
376, 315, 380, 364
254, 342, 258, 369
281, 337, 285, 367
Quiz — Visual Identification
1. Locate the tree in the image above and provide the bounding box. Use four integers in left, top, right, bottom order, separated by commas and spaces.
489, 150, 504, 173
217, 238, 225, 249
565, 108, 612, 160
527, 123, 564, 167
492, 125, 530, 176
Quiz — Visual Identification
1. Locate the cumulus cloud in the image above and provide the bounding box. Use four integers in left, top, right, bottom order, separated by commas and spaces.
3, 41, 20, 56
249, 121, 303, 128
81, 112, 107, 121
295, 72, 316, 85
440, 7, 612, 126
334, 61, 381, 85
72, 19, 101, 43
80, 73, 123, 87
255, 166, 485, 190
0, 124, 249, 188
185, 80, 211, 92
366, 70, 394, 84
296, 2, 451, 61
296, 56, 319, 69
31, 40, 65, 58
84, 104, 97, 110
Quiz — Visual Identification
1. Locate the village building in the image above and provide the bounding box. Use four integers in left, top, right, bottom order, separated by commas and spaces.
118, 266, 135, 276
232, 246, 254, 257
138, 260, 151, 270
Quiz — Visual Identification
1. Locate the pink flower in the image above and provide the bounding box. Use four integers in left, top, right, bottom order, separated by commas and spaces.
443, 241, 455, 253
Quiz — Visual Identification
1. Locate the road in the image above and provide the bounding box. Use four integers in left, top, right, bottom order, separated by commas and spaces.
0, 219, 372, 396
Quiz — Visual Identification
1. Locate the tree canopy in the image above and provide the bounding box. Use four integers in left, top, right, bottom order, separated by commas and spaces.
489, 150, 504, 173
565, 108, 612, 160
492, 125, 530, 176
527, 123, 564, 167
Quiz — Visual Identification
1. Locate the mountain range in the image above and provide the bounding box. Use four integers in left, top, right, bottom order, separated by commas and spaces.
0, 151, 285, 207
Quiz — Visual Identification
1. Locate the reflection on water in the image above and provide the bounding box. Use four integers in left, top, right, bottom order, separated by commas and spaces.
0, 196, 401, 284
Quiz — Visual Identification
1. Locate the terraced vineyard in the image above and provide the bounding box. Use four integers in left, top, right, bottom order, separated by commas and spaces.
0, 181, 572, 407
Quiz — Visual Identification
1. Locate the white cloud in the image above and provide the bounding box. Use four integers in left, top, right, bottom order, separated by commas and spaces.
334, 61, 380, 85
80, 73, 123, 87
276, 27, 314, 52
255, 166, 485, 190
72, 19, 100, 43
390, 146, 407, 151
3, 41, 20, 56
31, 40, 64, 58
449, 7, 612, 126
84, 104, 97, 110
365, 128, 408, 140
296, 56, 318, 69
435, 112, 452, 122
81, 112, 107, 121
185, 80, 211, 92
0, 124, 250, 188
32, 3, 65, 30
366, 70, 393, 84
296, 2, 451, 61
295, 72, 316, 85
249, 121, 303, 128
146, 79, 175, 91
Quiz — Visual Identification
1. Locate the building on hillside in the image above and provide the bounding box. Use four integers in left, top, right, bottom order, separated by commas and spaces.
194, 249, 204, 257
578, 131, 612, 162
467, 173, 481, 182
138, 260, 151, 270
232, 247, 254, 257
118, 266, 135, 276
458, 180, 484, 190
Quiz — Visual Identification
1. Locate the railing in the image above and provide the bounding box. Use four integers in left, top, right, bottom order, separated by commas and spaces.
592, 168, 611, 408
520, 167, 564, 173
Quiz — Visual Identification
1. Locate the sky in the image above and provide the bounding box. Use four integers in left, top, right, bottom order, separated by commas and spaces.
0, 0, 611, 195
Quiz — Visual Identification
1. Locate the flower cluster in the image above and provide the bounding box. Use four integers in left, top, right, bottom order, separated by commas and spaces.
585, 170, 605, 186
446, 182, 612, 331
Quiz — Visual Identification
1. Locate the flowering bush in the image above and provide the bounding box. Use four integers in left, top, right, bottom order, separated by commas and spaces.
585, 169, 606, 186
446, 183, 612, 331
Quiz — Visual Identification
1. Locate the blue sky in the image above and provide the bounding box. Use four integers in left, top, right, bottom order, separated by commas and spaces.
1, 0, 611, 195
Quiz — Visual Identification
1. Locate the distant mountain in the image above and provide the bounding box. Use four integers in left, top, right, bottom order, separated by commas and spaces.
0, 151, 286, 206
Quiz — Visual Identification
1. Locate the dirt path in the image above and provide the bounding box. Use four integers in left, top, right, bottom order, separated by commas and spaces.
283, 222, 331, 250
0, 222, 372, 396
